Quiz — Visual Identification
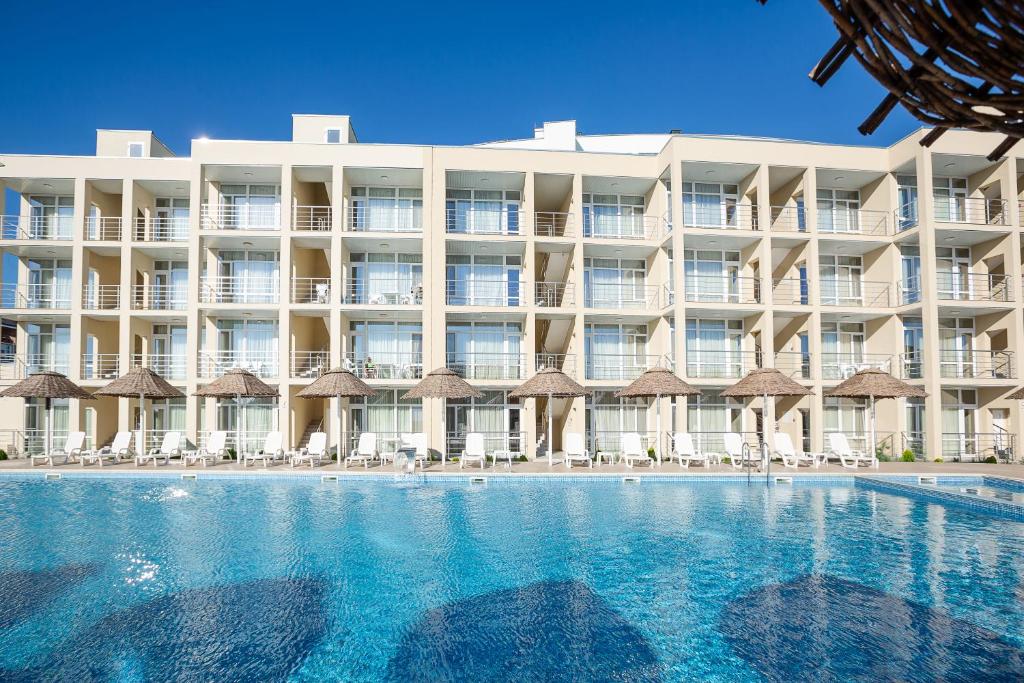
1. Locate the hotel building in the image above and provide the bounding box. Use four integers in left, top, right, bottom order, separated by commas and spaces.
0, 115, 1021, 462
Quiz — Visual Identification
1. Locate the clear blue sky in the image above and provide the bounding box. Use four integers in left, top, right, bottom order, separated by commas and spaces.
1, 1, 920, 155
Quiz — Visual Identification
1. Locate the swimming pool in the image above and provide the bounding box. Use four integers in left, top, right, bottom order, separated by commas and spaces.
1, 475, 1022, 681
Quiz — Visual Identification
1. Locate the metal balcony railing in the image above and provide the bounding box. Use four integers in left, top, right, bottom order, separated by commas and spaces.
344, 352, 423, 380
941, 432, 1015, 462
446, 207, 521, 235
291, 350, 329, 379
684, 275, 761, 304
936, 273, 1013, 302
899, 352, 925, 380
82, 284, 121, 310
132, 353, 187, 380
446, 280, 522, 307
0, 353, 70, 379
200, 276, 280, 305
901, 431, 927, 459
898, 276, 922, 305
896, 203, 919, 231
200, 204, 281, 231
343, 278, 423, 305
446, 352, 525, 381
293, 205, 332, 231
85, 216, 123, 241
819, 279, 891, 307
939, 351, 1014, 380
534, 212, 574, 237
773, 352, 812, 379
292, 278, 331, 304
771, 278, 809, 305
585, 354, 664, 381
132, 285, 187, 310
817, 208, 889, 235
683, 203, 758, 231
0, 283, 72, 310
0, 214, 74, 240
535, 353, 577, 378
133, 216, 189, 241
769, 205, 806, 232
199, 351, 278, 379
933, 197, 1008, 226
684, 351, 760, 379
821, 353, 894, 380
81, 354, 120, 380
583, 283, 662, 309
347, 205, 422, 233
583, 212, 660, 240
534, 282, 575, 307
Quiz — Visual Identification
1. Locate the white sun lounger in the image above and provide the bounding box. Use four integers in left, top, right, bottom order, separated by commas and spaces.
670, 432, 708, 468
136, 431, 181, 467
81, 430, 133, 467
773, 432, 822, 469
564, 433, 592, 469
244, 431, 285, 468
290, 432, 328, 468
185, 431, 228, 467
621, 432, 654, 468
725, 432, 759, 470
460, 432, 487, 469
31, 431, 86, 467
828, 433, 878, 469
345, 432, 378, 468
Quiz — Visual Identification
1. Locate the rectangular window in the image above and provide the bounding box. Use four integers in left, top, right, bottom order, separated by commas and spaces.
127, 142, 144, 158
325, 128, 342, 144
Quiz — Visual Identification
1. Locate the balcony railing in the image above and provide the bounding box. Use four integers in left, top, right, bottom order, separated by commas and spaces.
769, 205, 806, 232
585, 354, 664, 381
898, 276, 921, 305
293, 205, 332, 231
200, 276, 280, 304
292, 278, 331, 304
291, 350, 329, 379
446, 280, 522, 307
684, 275, 761, 304
583, 283, 662, 309
684, 351, 760, 379
85, 217, 123, 241
199, 351, 278, 379
896, 203, 919, 231
0, 354, 71, 380
534, 282, 575, 307
200, 204, 281, 231
131, 285, 187, 310
820, 279, 891, 307
683, 204, 758, 231
83, 284, 121, 310
446, 352, 525, 381
901, 431, 926, 459
941, 432, 1015, 462
771, 278, 809, 305
817, 208, 889, 235
774, 351, 812, 379
1, 214, 74, 240
535, 212, 574, 237
132, 353, 187, 380
343, 278, 423, 305
939, 351, 1014, 379
583, 212, 660, 240
133, 216, 189, 242
0, 283, 71, 310
936, 273, 1013, 302
446, 207, 521, 235
821, 353, 893, 380
344, 352, 423, 380
933, 197, 1007, 226
347, 205, 422, 233
81, 353, 120, 380
900, 352, 924, 380
536, 353, 577, 378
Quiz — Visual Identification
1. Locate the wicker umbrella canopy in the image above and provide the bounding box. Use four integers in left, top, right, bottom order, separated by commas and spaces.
93, 367, 184, 399
401, 367, 481, 400
1007, 386, 1024, 400
194, 369, 278, 398
825, 368, 926, 400
614, 367, 699, 465
720, 368, 812, 398
298, 368, 375, 459
0, 371, 93, 399
510, 368, 588, 467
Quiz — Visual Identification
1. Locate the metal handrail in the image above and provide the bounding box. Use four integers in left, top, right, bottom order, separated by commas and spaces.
85, 216, 123, 241
583, 283, 662, 309
534, 211, 574, 237
200, 275, 280, 304
684, 275, 761, 304
293, 205, 332, 231
534, 282, 575, 307
292, 278, 331, 304
200, 204, 281, 230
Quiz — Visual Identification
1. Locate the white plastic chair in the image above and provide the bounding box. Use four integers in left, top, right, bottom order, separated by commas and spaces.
460, 432, 487, 469
564, 433, 592, 469
828, 433, 877, 469
773, 432, 820, 469
136, 431, 181, 467
670, 432, 708, 468
725, 432, 758, 470
291, 432, 328, 468
345, 432, 378, 468
244, 431, 285, 468
186, 431, 228, 467
81, 431, 133, 467
32, 431, 86, 467
621, 432, 654, 468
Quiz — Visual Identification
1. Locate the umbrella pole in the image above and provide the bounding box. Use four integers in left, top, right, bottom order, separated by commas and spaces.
45, 397, 52, 460
870, 394, 877, 466
139, 391, 146, 457
336, 393, 343, 468
237, 393, 243, 464
441, 399, 446, 468
547, 396, 553, 468
763, 391, 770, 484
655, 393, 662, 466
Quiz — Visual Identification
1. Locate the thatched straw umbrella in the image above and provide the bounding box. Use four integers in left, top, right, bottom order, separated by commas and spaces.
722, 368, 812, 479
0, 372, 93, 457
510, 367, 589, 467
1007, 386, 1024, 400
94, 367, 184, 454
194, 369, 278, 459
615, 367, 700, 465
826, 368, 926, 461
402, 368, 481, 466
297, 368, 375, 459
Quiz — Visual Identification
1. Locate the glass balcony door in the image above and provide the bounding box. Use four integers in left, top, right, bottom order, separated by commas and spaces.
27, 259, 72, 308
900, 246, 921, 303
686, 390, 743, 453
817, 188, 861, 233
685, 319, 743, 378
29, 196, 74, 239
682, 182, 738, 228
902, 318, 924, 379
220, 184, 280, 230
585, 323, 648, 379
350, 253, 423, 305
822, 321, 864, 379
446, 254, 521, 306
582, 193, 645, 237
155, 197, 190, 240
819, 255, 863, 305
446, 322, 522, 380
897, 175, 918, 229
936, 247, 972, 300
584, 257, 646, 307
217, 251, 279, 303
933, 177, 968, 222
217, 319, 278, 375
684, 249, 740, 302
941, 389, 977, 459
350, 186, 423, 232
153, 260, 188, 309
26, 323, 70, 375
939, 317, 974, 377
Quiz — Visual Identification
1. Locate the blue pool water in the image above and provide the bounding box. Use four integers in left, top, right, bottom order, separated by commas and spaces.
1, 475, 1023, 682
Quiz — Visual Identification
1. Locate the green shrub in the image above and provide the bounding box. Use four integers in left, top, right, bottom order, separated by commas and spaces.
934, 457, 944, 463
984, 455, 998, 464
517, 454, 528, 462
0, 449, 7, 461
900, 449, 915, 463
647, 447, 656, 459
721, 456, 732, 465
226, 448, 237, 460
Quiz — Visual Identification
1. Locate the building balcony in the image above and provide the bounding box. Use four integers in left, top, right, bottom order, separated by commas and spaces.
132, 353, 187, 381
933, 197, 1007, 226
684, 275, 761, 305
820, 280, 892, 307
774, 351, 812, 379
817, 208, 889, 235
534, 282, 575, 308
200, 204, 281, 231
446, 352, 525, 381
536, 353, 577, 378
293, 205, 332, 231
133, 216, 189, 242
131, 285, 187, 311
199, 351, 278, 379
941, 432, 1016, 462
897, 277, 921, 305
768, 205, 806, 233
343, 278, 422, 305
291, 350, 329, 379
0, 283, 71, 310
585, 354, 663, 381
446, 280, 522, 307
81, 353, 120, 380
292, 278, 331, 304
344, 352, 423, 380
535, 212, 574, 237
446, 207, 521, 236
684, 351, 759, 379
583, 283, 662, 310
82, 285, 121, 311
583, 212, 660, 240
772, 278, 809, 305
200, 276, 280, 305
0, 214, 74, 241
939, 351, 1014, 380
896, 203, 919, 232
821, 353, 894, 380
937, 273, 1013, 303
346, 205, 422, 233
682, 204, 758, 231
900, 352, 924, 380
85, 217, 123, 241
0, 354, 69, 380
